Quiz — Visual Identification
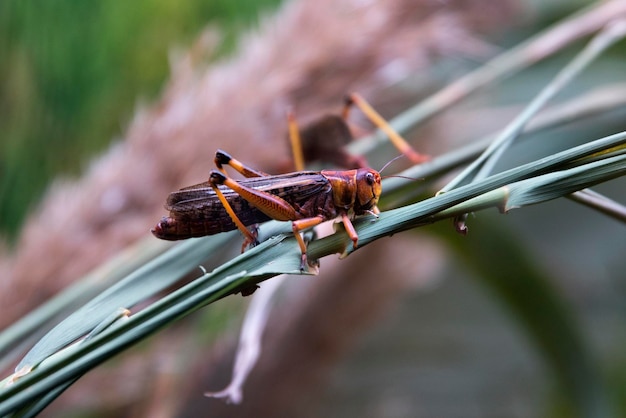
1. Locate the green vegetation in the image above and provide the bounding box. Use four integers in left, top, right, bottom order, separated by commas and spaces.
0, 0, 281, 240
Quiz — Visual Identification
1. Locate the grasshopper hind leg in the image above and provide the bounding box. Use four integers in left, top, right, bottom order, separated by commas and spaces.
214, 150, 269, 178
346, 93, 430, 164
208, 170, 259, 252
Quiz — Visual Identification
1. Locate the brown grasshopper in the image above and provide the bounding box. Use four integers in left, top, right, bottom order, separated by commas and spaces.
286, 93, 429, 171
152, 149, 382, 271
152, 94, 426, 271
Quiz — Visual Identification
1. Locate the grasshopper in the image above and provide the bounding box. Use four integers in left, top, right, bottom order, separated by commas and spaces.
152, 150, 382, 270
152, 94, 426, 271
285, 93, 430, 171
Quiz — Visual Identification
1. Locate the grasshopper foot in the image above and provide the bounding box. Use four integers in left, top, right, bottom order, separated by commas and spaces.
241, 229, 260, 252
300, 254, 307, 272
300, 252, 320, 272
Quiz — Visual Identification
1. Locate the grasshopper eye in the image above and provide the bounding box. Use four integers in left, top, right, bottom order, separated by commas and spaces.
365, 172, 375, 185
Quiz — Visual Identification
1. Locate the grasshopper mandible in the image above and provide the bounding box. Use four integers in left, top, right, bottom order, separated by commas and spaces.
152, 150, 382, 270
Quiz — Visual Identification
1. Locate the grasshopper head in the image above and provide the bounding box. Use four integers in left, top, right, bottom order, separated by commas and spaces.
354, 168, 382, 214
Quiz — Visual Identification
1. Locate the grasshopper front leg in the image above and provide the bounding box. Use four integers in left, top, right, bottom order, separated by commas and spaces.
208, 171, 320, 271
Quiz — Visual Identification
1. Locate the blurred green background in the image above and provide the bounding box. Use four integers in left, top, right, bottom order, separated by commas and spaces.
0, 0, 281, 241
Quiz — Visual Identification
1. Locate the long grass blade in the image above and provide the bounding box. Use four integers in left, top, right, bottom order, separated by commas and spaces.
440, 20, 626, 192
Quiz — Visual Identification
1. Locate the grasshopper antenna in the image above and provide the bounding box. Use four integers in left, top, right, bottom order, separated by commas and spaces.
378, 154, 405, 174
379, 155, 422, 181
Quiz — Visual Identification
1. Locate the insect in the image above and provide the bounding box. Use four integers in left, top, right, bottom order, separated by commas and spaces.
153, 93, 426, 277
284, 93, 430, 171
152, 150, 382, 271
